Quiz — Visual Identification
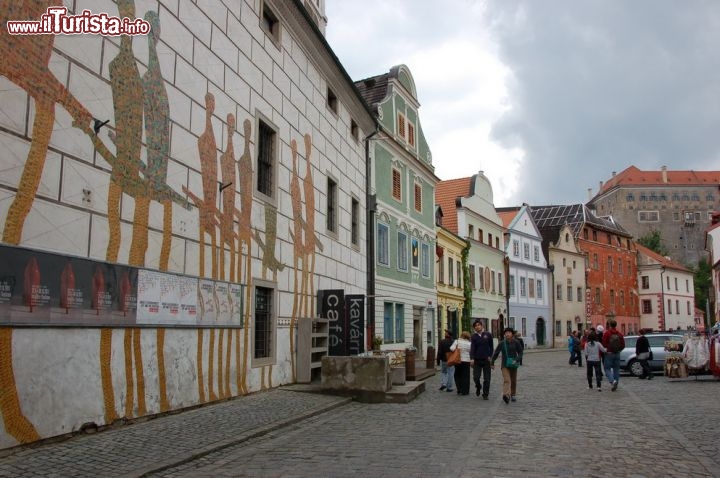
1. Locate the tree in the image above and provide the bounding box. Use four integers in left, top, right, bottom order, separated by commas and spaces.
637, 230, 668, 256
692, 258, 712, 327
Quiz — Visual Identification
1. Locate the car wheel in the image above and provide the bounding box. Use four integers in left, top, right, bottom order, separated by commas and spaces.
628, 360, 644, 377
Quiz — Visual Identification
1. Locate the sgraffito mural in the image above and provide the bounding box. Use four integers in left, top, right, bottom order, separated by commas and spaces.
0, 0, 335, 449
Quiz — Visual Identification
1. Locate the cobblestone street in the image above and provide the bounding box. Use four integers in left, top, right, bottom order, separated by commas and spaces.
2, 350, 719, 477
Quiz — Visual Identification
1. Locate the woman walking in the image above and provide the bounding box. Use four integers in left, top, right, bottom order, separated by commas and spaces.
492, 327, 523, 404
451, 331, 472, 395
584, 331, 606, 391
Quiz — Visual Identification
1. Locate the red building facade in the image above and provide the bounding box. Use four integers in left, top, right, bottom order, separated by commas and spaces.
579, 225, 640, 334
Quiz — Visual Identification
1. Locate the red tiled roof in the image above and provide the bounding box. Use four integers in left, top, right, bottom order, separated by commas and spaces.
497, 210, 518, 228
595, 166, 720, 197
435, 177, 473, 235
635, 243, 690, 272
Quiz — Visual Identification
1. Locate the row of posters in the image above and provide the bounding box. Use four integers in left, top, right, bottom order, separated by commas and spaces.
0, 245, 242, 327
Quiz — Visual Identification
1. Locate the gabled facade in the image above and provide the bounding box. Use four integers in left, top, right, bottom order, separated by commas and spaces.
588, 166, 720, 265
0, 0, 375, 449
498, 206, 551, 348
437, 173, 506, 336
435, 209, 468, 341
532, 205, 640, 335
546, 224, 587, 348
356, 65, 438, 354
636, 244, 696, 332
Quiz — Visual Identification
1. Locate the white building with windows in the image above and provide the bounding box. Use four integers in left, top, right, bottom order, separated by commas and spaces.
0, 0, 374, 449
545, 224, 588, 348
437, 173, 506, 337
498, 206, 552, 348
637, 244, 697, 331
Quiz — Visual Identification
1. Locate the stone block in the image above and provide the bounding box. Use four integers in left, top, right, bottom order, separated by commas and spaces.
320, 356, 390, 393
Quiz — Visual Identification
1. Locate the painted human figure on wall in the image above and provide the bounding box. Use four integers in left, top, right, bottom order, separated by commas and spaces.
0, 0, 96, 445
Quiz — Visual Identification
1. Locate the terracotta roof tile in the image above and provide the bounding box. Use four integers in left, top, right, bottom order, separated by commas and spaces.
594, 166, 720, 197
635, 243, 690, 272
497, 210, 518, 228
436, 178, 473, 235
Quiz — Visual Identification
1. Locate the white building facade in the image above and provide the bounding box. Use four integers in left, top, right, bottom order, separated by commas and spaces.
0, 0, 374, 449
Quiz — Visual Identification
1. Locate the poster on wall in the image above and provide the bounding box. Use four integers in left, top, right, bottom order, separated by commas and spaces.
136, 270, 198, 325
0, 245, 137, 325
198, 279, 217, 324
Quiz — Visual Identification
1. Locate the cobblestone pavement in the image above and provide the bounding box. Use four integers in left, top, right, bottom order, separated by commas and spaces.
2, 350, 719, 477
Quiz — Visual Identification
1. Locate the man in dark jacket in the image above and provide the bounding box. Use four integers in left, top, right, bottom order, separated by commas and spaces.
470, 320, 494, 399
635, 329, 652, 380
436, 330, 455, 392
601, 319, 625, 391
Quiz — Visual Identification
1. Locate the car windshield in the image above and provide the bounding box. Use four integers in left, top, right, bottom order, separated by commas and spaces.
624, 337, 637, 348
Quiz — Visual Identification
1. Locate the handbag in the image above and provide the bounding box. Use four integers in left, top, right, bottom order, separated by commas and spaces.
446, 343, 461, 366
503, 340, 520, 369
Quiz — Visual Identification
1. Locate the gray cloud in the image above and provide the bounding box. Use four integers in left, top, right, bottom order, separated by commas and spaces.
486, 0, 720, 204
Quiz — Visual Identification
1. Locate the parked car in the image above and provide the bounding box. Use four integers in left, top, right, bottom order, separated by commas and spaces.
619, 333, 686, 377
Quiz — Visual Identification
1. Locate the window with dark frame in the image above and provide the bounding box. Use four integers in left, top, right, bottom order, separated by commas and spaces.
326, 177, 337, 233
351, 197, 359, 245
257, 120, 275, 197
350, 119, 358, 141
261, 2, 280, 43
642, 299, 652, 314
254, 286, 273, 359
327, 87, 338, 114
392, 169, 401, 200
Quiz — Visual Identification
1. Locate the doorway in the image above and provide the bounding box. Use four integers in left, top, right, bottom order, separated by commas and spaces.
536, 318, 546, 346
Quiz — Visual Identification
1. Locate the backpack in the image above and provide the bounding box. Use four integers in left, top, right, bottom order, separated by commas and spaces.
607, 332, 623, 353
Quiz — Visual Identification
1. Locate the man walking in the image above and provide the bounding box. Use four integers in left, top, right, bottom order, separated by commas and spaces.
470, 320, 494, 400
601, 319, 625, 391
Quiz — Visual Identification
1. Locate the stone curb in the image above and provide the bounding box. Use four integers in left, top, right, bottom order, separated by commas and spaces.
125, 394, 352, 478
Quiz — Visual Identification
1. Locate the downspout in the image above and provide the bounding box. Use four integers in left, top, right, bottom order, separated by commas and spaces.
365, 126, 379, 352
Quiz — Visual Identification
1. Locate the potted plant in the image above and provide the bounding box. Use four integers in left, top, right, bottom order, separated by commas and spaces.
372, 335, 383, 351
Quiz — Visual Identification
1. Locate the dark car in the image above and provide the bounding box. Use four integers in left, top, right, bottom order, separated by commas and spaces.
619, 333, 685, 377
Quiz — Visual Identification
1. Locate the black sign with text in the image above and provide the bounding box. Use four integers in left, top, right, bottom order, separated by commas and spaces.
318, 289, 344, 356
345, 294, 365, 355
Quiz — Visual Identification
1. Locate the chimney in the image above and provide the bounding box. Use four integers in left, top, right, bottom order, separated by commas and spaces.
612, 171, 616, 177
661, 165, 668, 183
588, 188, 593, 200
599, 181, 603, 191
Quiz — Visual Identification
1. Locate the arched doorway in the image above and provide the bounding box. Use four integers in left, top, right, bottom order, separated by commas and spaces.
536, 317, 546, 346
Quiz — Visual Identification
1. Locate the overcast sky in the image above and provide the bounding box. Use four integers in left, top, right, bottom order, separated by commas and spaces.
325, 0, 720, 207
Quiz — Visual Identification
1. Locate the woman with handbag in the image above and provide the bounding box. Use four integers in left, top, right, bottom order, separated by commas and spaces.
491, 327, 523, 404
437, 330, 456, 392
450, 331, 472, 395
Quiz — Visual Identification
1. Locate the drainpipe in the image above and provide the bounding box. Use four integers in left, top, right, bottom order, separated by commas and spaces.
365, 127, 379, 352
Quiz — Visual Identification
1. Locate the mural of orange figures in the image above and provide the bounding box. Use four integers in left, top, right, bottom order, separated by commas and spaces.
301, 134, 322, 318
219, 114, 239, 283
236, 119, 254, 394
0, 0, 95, 444
183, 92, 220, 404
288, 139, 305, 381
254, 203, 284, 282
142, 10, 173, 412
0, 0, 93, 245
